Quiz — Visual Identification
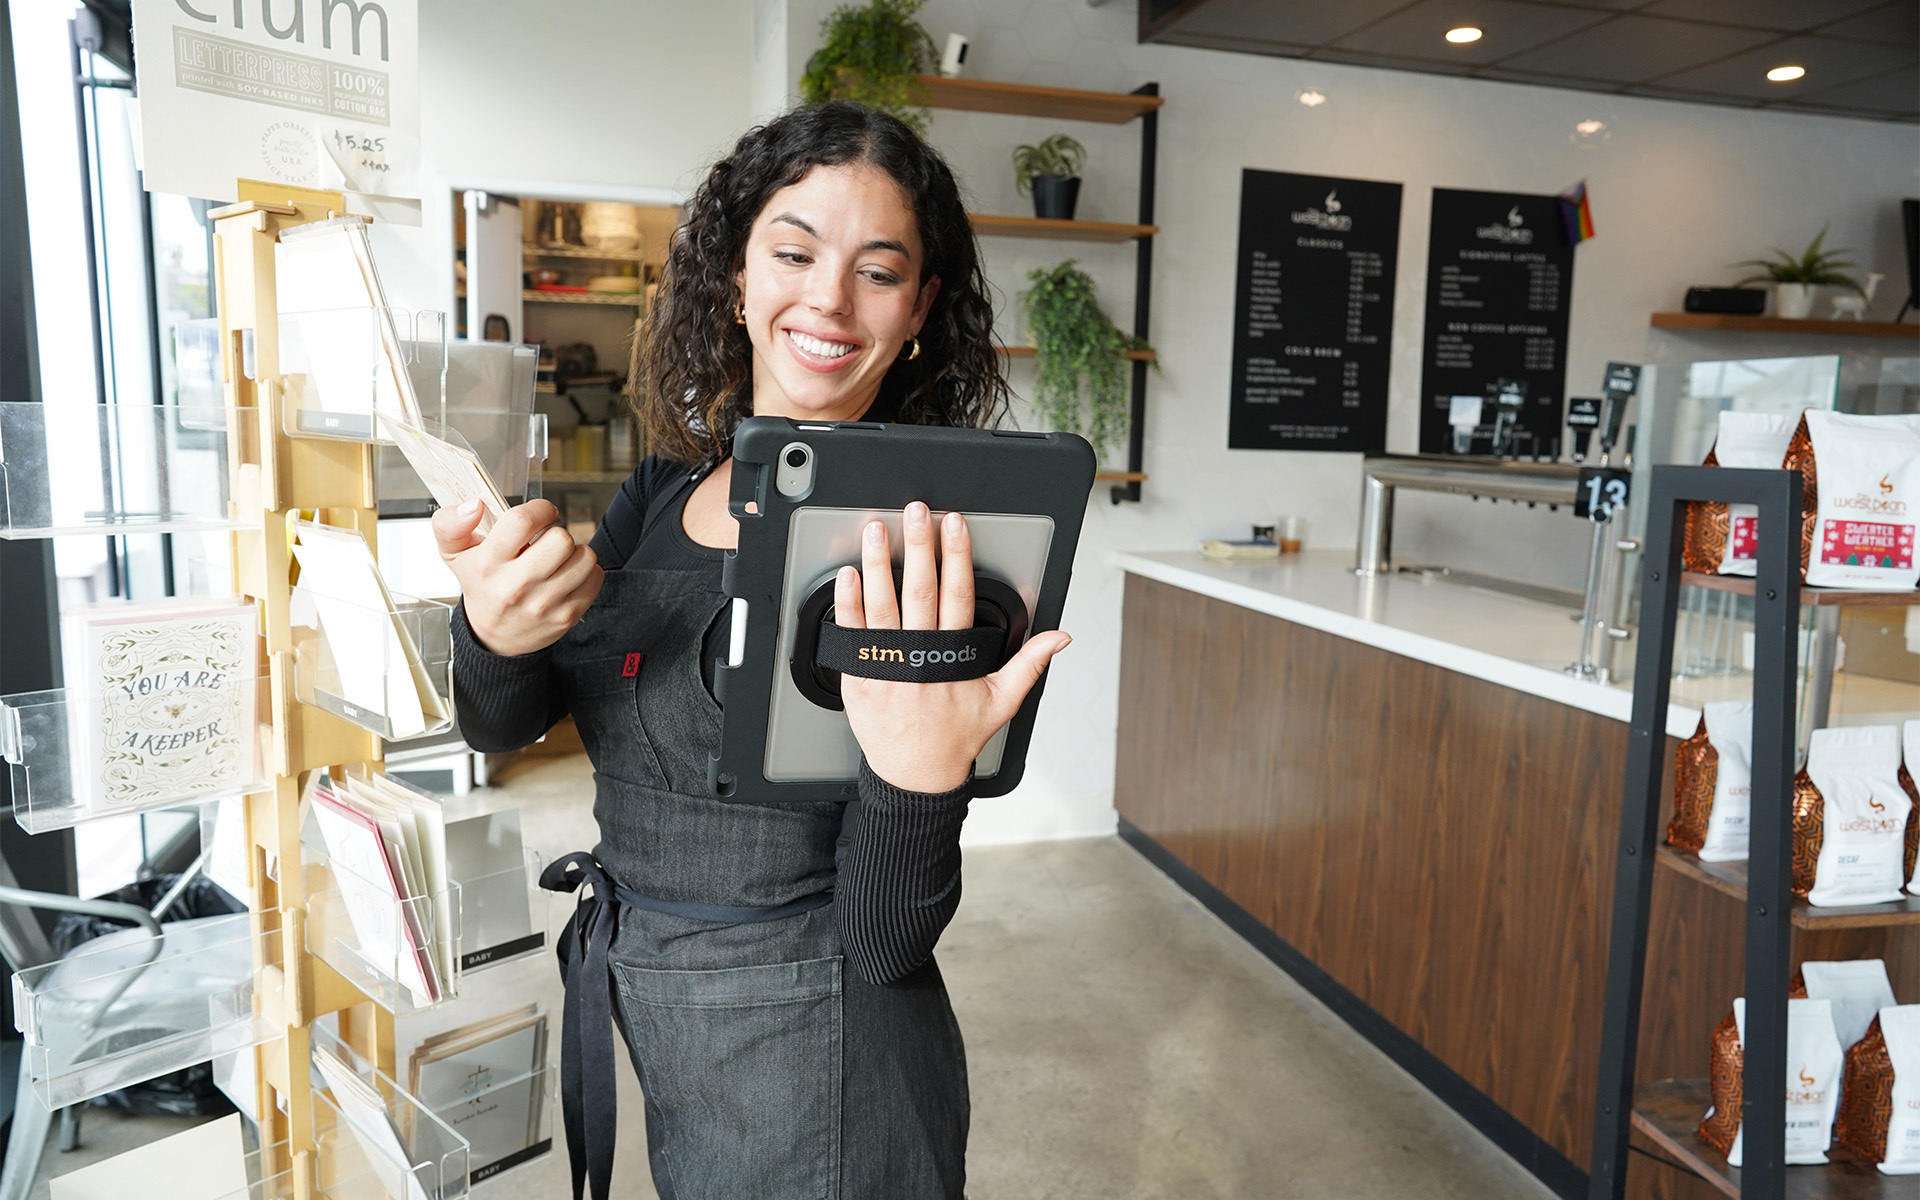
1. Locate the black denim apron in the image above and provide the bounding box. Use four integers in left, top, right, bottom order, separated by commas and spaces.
539, 473, 968, 1200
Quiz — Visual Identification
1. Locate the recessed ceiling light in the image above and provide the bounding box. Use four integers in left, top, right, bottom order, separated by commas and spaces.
1766, 65, 1806, 82
1297, 89, 1327, 107
1445, 26, 1483, 44
1575, 119, 1605, 135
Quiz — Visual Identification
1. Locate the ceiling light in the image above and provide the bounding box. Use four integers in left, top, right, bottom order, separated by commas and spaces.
1766, 65, 1806, 82
1445, 26, 1483, 44
1575, 119, 1605, 135
1297, 89, 1327, 107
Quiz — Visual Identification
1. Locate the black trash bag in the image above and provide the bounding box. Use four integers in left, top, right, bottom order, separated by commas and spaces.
48, 874, 246, 1118
49, 876, 245, 958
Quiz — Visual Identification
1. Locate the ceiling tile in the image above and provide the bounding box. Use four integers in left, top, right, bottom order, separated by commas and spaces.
1309, 46, 1482, 76
1640, 0, 1889, 32
1328, 0, 1616, 64
1652, 33, 1912, 97
1789, 64, 1920, 117
1171, 0, 1426, 48
1821, 1, 1920, 45
1497, 14, 1777, 81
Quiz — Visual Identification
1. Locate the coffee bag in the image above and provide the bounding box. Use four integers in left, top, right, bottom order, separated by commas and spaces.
1905, 720, 1920, 894
1836, 1006, 1920, 1174
1801, 410, 1920, 591
1666, 702, 1755, 861
1804, 959, 1899, 1052
1700, 996, 1844, 1165
1793, 726, 1912, 908
1682, 413, 1799, 577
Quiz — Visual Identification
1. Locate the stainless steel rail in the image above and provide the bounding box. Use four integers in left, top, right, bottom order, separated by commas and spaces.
1354, 455, 1636, 681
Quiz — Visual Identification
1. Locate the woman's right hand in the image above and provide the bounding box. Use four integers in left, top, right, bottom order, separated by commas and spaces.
433, 498, 603, 657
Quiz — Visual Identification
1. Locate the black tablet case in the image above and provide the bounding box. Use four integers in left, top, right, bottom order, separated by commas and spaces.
710, 417, 1095, 804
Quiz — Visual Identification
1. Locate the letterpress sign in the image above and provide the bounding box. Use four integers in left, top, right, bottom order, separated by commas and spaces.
129, 0, 420, 211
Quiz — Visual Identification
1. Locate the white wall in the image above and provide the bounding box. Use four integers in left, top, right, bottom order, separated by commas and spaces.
373, 0, 757, 312
830, 0, 1920, 845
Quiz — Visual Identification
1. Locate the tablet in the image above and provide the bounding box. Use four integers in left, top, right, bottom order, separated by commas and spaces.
710, 417, 1095, 804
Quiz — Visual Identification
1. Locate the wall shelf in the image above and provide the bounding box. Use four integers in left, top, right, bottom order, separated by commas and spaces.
1094, 472, 1148, 483
522, 290, 641, 307
919, 74, 1164, 123
997, 344, 1155, 362
1656, 847, 1920, 930
1650, 312, 1919, 340
521, 243, 645, 262
1681, 571, 1920, 608
968, 214, 1156, 242
1631, 1078, 1892, 1199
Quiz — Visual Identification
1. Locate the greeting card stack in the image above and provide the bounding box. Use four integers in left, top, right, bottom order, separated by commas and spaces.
308, 769, 454, 1008
407, 1004, 549, 1181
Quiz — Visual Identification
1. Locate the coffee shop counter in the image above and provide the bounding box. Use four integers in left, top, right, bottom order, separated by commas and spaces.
1112, 550, 1904, 1200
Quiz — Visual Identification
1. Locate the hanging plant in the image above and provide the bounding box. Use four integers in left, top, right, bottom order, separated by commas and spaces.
800, 0, 938, 136
1022, 260, 1154, 459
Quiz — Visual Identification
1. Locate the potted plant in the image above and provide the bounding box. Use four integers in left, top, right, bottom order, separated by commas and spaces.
1733, 224, 1864, 319
800, 0, 938, 136
1022, 260, 1154, 459
1013, 134, 1087, 221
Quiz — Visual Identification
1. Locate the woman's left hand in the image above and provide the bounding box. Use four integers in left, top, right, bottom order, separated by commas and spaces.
835, 502, 1072, 794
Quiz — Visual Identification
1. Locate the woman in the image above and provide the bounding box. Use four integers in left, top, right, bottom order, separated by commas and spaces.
433, 101, 1073, 1200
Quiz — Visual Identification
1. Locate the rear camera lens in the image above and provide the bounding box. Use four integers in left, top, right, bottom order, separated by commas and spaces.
786, 448, 807, 468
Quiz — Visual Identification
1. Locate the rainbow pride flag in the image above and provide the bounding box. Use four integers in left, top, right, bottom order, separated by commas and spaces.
1558, 179, 1596, 244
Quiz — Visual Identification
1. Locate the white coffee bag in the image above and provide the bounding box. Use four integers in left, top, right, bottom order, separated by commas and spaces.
1881, 1006, 1920, 1174
1803, 410, 1920, 590
1806, 726, 1908, 908
1804, 959, 1898, 1051
1698, 701, 1755, 861
1713, 412, 1799, 577
1727, 996, 1844, 1166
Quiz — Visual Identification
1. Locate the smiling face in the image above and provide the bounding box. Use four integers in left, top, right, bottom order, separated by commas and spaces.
736, 162, 941, 423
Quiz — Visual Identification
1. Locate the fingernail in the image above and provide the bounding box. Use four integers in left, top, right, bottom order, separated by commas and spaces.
461, 499, 482, 516
866, 522, 884, 544
944, 511, 963, 535
838, 566, 856, 585
907, 504, 927, 528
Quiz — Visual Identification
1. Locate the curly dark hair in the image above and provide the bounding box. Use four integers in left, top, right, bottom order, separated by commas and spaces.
633, 101, 1007, 464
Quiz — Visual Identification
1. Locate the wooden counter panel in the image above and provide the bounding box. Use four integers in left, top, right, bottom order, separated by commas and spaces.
1114, 575, 1915, 1198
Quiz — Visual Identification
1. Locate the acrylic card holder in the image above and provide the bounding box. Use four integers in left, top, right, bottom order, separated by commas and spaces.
291, 585, 453, 742
11, 909, 281, 1108
0, 401, 257, 537
435, 1059, 554, 1185
310, 1026, 472, 1199
3, 669, 271, 834
444, 808, 546, 973
278, 307, 448, 443
377, 410, 547, 517
711, 417, 1095, 804
304, 850, 462, 1016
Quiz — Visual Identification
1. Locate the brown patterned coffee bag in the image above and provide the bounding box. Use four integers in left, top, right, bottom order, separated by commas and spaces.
1837, 1006, 1920, 1174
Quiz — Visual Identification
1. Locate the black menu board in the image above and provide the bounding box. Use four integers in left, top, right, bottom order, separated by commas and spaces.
1417, 188, 1575, 457
1227, 169, 1401, 452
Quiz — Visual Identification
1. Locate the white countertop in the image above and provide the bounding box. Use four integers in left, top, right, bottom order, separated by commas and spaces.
1116, 550, 1702, 739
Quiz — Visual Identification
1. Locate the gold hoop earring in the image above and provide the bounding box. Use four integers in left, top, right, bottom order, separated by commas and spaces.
734, 302, 746, 325
902, 337, 921, 362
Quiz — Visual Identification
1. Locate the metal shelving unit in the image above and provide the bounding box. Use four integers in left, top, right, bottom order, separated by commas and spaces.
1589, 464, 1920, 1200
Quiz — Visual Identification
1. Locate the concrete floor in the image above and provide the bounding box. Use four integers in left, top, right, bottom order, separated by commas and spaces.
28, 751, 1555, 1199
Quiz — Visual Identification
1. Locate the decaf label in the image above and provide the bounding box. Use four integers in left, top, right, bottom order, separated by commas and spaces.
1418, 188, 1575, 457
1227, 169, 1402, 453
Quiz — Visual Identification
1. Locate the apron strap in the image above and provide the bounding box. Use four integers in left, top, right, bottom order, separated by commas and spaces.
540, 852, 622, 1200
538, 851, 834, 1200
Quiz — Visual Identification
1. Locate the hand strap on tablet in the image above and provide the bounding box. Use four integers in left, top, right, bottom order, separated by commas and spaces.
815, 623, 1005, 683
790, 572, 1031, 709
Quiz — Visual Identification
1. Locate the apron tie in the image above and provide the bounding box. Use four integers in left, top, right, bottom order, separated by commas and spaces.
540, 851, 622, 1200
539, 850, 836, 1200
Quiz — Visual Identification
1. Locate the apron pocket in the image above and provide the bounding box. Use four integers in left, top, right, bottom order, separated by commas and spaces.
611, 955, 843, 1200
